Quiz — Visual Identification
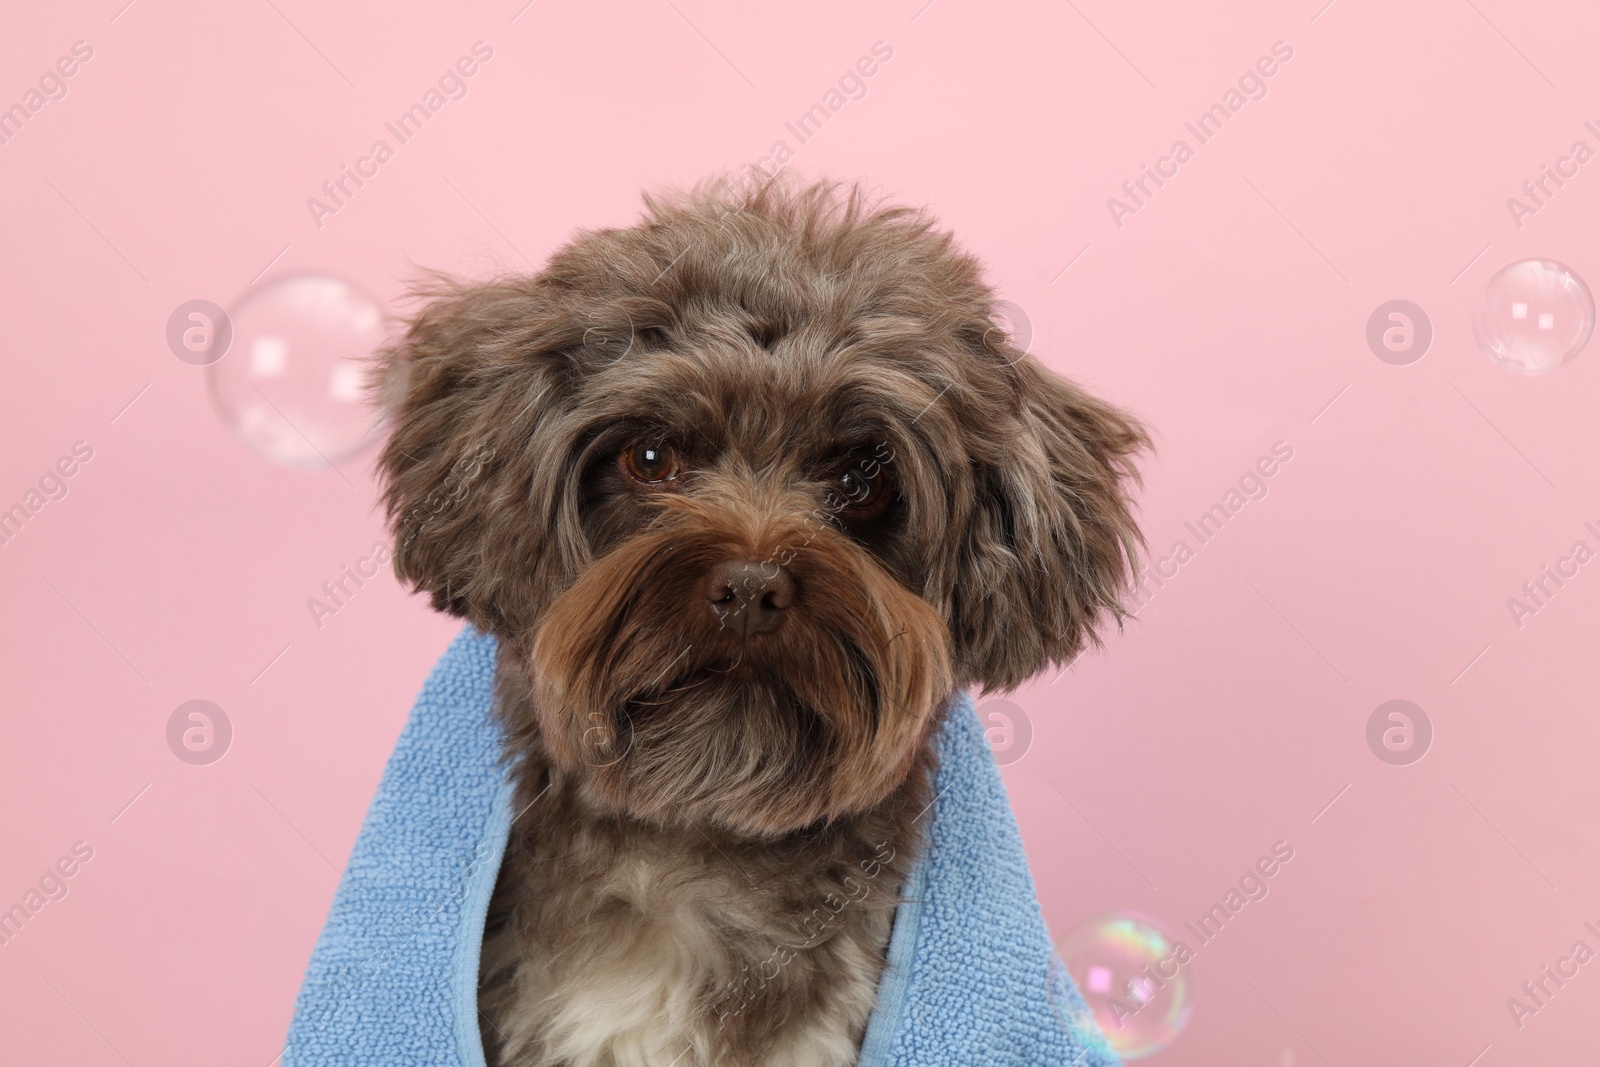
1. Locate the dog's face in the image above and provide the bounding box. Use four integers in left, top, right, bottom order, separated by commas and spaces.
376, 181, 1146, 838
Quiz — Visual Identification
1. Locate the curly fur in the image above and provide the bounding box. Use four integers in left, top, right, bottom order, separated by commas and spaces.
372, 176, 1149, 1066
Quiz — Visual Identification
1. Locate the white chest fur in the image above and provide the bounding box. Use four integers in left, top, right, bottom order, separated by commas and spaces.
481, 845, 896, 1067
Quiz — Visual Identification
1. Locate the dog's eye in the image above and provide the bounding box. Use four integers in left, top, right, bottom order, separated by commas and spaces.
621, 443, 682, 485
829, 459, 892, 518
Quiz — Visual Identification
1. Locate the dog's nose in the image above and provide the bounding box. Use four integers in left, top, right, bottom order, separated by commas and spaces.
703, 560, 795, 636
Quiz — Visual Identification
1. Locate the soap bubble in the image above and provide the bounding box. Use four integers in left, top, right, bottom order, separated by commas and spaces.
209, 274, 389, 467
1056, 911, 1194, 1059
1045, 952, 1118, 1059
1474, 259, 1593, 375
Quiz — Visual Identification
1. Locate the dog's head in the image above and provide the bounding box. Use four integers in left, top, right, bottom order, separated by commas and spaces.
375, 179, 1147, 838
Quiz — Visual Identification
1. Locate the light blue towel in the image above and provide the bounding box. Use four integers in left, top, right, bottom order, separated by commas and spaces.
284, 625, 1121, 1066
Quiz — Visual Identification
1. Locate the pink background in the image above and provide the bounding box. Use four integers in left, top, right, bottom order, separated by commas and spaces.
3, 0, 1598, 1063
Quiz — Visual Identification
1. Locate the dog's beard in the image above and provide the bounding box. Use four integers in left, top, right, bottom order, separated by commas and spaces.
528, 498, 953, 838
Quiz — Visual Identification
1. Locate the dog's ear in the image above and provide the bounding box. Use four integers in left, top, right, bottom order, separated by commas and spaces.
949, 353, 1149, 691
370, 274, 587, 637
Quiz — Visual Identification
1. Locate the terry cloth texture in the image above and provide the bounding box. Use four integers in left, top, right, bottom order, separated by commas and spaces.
284, 625, 1121, 1066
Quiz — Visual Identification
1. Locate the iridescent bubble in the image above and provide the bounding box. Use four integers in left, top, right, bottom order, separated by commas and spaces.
1474, 259, 1594, 375
1056, 911, 1194, 1059
209, 274, 389, 468
1044, 951, 1118, 1060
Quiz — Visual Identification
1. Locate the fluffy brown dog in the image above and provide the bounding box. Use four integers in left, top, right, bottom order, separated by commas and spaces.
373, 178, 1147, 1067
